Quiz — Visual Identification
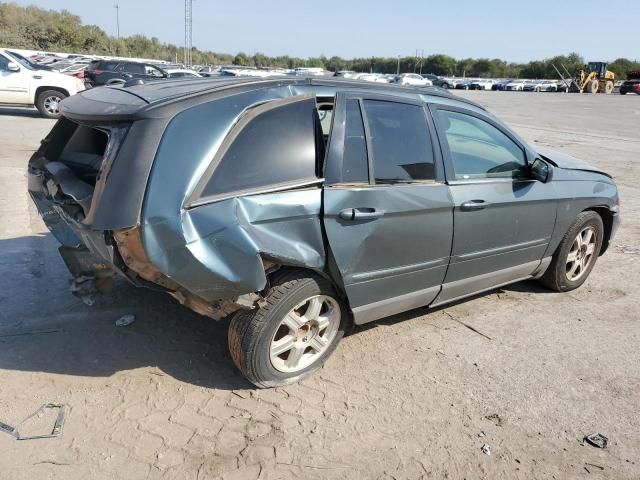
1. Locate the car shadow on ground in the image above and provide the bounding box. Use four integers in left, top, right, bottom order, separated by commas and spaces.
0, 232, 557, 390
0, 107, 44, 118
348, 277, 555, 335
0, 233, 253, 391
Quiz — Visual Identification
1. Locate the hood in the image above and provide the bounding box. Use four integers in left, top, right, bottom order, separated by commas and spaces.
536, 147, 611, 178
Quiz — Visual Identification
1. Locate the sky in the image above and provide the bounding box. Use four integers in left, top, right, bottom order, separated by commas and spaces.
12, 0, 639, 62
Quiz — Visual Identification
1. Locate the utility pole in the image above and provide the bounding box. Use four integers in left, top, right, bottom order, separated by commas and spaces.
397, 55, 400, 75
114, 4, 120, 39
184, 0, 193, 67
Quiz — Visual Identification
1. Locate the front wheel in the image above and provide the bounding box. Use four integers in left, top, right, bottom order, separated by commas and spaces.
228, 271, 347, 388
540, 211, 604, 292
35, 89, 67, 119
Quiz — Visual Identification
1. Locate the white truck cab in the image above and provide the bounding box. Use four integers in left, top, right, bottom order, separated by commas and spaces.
0, 49, 85, 118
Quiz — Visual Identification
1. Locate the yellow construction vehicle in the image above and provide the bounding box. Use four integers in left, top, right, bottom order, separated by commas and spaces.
553, 61, 615, 94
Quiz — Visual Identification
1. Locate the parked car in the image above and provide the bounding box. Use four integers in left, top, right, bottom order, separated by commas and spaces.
0, 49, 85, 118
620, 76, 640, 95
469, 79, 496, 90
492, 79, 513, 91
7, 50, 55, 71
28, 77, 620, 387
165, 68, 202, 79
423, 74, 452, 89
394, 73, 433, 86
506, 80, 527, 91
523, 80, 557, 92
455, 79, 472, 90
85, 60, 168, 86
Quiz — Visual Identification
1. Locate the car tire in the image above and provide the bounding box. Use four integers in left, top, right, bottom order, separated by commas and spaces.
228, 270, 347, 388
540, 211, 604, 292
35, 89, 67, 119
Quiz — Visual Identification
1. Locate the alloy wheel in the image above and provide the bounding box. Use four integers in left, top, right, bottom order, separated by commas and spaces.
566, 226, 597, 281
43, 95, 62, 116
270, 294, 341, 373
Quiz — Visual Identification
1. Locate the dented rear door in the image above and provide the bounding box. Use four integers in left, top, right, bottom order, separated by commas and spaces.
322, 92, 454, 325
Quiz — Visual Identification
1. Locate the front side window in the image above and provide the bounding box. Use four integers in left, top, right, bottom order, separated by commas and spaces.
362, 100, 435, 183
199, 97, 318, 199
437, 110, 526, 180
0, 54, 9, 70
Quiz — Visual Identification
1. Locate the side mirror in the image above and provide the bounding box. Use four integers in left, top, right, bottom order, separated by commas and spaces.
530, 158, 553, 183
7, 61, 19, 72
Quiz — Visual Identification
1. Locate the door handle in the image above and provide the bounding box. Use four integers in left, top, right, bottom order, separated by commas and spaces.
338, 208, 385, 221
460, 200, 490, 211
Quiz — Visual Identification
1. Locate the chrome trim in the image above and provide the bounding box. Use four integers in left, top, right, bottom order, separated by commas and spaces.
350, 257, 449, 283
187, 178, 324, 208
453, 238, 549, 262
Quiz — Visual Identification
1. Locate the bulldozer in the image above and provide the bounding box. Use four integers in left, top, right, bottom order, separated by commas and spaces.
553, 62, 615, 94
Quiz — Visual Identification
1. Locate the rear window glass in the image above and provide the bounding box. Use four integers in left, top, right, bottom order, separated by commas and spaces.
200, 97, 319, 199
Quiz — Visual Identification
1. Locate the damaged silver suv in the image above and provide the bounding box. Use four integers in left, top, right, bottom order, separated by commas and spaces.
28, 77, 620, 387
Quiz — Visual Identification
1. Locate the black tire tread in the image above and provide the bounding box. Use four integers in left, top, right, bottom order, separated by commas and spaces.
540, 211, 603, 292
228, 270, 339, 388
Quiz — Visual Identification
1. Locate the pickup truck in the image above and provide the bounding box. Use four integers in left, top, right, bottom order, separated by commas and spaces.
0, 49, 85, 118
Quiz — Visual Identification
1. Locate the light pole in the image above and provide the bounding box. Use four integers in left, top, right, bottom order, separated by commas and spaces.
397, 55, 400, 75
115, 4, 120, 39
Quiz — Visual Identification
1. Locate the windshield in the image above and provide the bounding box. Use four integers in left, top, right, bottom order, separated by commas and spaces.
5, 51, 35, 71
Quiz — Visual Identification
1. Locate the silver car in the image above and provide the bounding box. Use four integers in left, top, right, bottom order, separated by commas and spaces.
28, 77, 620, 387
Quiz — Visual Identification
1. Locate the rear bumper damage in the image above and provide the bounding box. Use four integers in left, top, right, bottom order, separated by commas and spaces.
29, 169, 256, 319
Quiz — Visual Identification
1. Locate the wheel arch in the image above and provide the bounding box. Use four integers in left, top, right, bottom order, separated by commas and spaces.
265, 264, 353, 319
584, 206, 614, 255
35, 86, 70, 101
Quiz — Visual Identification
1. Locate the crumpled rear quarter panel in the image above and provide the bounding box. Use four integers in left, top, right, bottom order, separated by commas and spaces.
141, 87, 325, 301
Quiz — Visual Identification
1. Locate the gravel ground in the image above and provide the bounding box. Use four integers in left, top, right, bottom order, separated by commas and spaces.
0, 92, 638, 480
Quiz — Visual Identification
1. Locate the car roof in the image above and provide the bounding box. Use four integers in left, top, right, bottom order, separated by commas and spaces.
60, 76, 485, 122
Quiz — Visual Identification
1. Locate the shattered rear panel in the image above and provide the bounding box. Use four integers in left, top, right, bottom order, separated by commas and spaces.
141, 87, 326, 302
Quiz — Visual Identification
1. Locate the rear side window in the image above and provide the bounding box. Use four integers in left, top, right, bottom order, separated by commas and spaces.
437, 110, 526, 180
362, 100, 435, 183
99, 61, 119, 71
199, 97, 318, 199
125, 63, 145, 74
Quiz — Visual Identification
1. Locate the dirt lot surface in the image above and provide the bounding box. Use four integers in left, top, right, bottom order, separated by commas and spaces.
0, 92, 638, 480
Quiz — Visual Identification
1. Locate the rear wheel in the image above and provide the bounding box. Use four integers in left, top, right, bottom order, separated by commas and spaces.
35, 89, 67, 119
228, 271, 347, 388
540, 211, 604, 292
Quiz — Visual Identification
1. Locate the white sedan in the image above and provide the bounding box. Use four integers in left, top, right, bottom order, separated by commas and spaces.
165, 68, 202, 79
395, 73, 433, 86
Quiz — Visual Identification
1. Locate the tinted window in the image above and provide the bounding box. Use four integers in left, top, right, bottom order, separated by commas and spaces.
342, 99, 369, 183
200, 98, 318, 199
437, 110, 526, 180
99, 61, 120, 71
362, 100, 435, 183
125, 63, 145, 74
0, 54, 9, 70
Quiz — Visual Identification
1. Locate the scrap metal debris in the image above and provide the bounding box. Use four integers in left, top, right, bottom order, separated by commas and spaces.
585, 433, 608, 449
481, 444, 491, 455
115, 314, 136, 327
0, 403, 66, 440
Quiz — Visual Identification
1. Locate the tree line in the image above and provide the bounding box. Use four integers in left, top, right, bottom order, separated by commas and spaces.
1, 2, 639, 79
